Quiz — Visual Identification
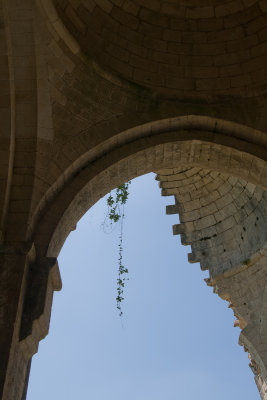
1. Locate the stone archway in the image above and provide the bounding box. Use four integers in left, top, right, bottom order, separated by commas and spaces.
1, 115, 267, 400
31, 115, 267, 257
23, 124, 266, 400
0, 0, 267, 398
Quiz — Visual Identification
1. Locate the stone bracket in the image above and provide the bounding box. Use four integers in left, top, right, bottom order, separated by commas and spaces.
19, 257, 62, 358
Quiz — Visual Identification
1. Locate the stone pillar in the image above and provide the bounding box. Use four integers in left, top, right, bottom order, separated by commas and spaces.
0, 244, 61, 400
0, 248, 31, 399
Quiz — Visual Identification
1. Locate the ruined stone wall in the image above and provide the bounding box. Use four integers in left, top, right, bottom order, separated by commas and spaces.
157, 167, 267, 396
0, 0, 266, 398
157, 167, 267, 277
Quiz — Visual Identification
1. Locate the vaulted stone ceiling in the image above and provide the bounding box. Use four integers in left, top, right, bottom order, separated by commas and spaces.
54, 0, 267, 96
0, 1, 267, 399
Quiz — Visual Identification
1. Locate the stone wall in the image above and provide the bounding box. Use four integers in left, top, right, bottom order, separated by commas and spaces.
157, 167, 267, 396
157, 167, 267, 277
0, 0, 266, 398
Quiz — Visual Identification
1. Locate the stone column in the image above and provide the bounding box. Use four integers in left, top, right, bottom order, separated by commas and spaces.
0, 244, 61, 400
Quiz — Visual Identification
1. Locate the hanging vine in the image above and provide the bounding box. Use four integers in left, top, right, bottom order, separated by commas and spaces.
103, 182, 131, 317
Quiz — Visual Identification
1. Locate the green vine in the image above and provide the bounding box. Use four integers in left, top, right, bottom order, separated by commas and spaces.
104, 182, 131, 317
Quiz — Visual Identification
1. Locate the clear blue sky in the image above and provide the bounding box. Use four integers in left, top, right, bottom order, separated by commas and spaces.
27, 173, 259, 399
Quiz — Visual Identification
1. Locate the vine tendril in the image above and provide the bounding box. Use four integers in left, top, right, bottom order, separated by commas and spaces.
103, 182, 131, 317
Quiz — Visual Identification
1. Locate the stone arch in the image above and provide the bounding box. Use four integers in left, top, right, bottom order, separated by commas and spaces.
28, 114, 267, 243
26, 115, 266, 257
14, 112, 263, 399
2, 125, 267, 400
1, 1, 267, 398
42, 140, 266, 257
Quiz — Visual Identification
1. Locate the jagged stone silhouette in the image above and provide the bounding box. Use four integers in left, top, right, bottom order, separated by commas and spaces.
0, 1, 266, 398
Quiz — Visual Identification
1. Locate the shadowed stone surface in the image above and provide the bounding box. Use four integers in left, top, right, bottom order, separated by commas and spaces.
0, 0, 266, 398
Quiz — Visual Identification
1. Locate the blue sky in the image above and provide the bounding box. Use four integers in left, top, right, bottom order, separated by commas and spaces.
27, 173, 259, 399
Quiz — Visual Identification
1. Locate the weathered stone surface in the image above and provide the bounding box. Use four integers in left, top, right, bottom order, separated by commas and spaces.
0, 0, 266, 398
157, 167, 267, 278
157, 166, 267, 397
